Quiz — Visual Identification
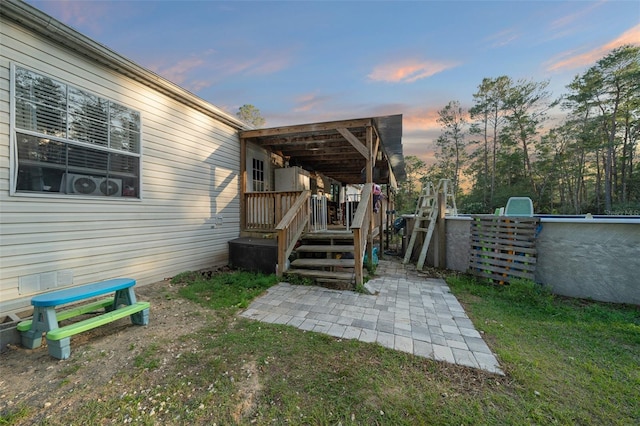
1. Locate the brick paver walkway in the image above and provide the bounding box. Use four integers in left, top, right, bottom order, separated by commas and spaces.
240, 257, 503, 375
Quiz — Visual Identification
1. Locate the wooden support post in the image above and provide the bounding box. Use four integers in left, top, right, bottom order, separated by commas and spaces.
366, 124, 373, 263
378, 206, 383, 260
436, 191, 446, 268
275, 194, 282, 225
384, 186, 390, 254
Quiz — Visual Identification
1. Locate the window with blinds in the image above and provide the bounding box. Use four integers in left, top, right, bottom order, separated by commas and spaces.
12, 66, 141, 198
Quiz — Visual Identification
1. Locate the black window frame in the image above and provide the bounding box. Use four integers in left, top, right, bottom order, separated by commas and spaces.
252, 158, 265, 191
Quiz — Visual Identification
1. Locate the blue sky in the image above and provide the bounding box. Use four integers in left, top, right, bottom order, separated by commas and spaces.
26, 0, 640, 163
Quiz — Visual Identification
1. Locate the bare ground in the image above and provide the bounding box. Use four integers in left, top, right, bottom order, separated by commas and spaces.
0, 260, 485, 424
0, 278, 205, 423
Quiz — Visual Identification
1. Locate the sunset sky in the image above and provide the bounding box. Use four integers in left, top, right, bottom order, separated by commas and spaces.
25, 0, 640, 163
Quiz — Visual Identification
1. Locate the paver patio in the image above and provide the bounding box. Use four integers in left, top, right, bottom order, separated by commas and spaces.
240, 257, 503, 375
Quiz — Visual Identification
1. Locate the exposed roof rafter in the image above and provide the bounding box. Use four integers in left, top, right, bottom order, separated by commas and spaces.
240, 115, 405, 185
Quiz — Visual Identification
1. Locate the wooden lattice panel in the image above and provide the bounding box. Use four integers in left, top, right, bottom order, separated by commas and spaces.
468, 216, 540, 284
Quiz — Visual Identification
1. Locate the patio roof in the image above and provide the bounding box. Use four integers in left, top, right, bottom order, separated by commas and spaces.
240, 114, 405, 185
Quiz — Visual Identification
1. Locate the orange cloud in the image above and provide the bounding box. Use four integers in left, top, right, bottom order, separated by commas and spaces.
43, 0, 134, 35
368, 59, 459, 83
293, 93, 330, 113
222, 50, 292, 76
401, 133, 438, 167
149, 47, 292, 92
49, 1, 98, 27
547, 23, 640, 71
403, 110, 440, 132
154, 56, 208, 86
189, 79, 215, 92
400, 108, 443, 166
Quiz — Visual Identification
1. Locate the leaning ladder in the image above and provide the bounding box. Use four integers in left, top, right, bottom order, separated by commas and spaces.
403, 182, 438, 266
403, 179, 457, 269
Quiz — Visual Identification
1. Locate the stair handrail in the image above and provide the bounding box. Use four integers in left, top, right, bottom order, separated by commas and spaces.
275, 190, 311, 276
350, 183, 373, 286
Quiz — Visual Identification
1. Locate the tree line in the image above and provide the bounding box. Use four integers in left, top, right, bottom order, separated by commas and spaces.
402, 44, 639, 216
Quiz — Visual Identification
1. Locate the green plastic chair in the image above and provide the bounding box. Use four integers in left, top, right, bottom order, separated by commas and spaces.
505, 197, 533, 217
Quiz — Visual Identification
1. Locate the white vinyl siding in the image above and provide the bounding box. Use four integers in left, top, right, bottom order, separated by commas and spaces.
0, 14, 242, 312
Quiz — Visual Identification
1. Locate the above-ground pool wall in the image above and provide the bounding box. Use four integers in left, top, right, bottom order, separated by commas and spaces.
535, 219, 639, 305
445, 217, 472, 273
444, 217, 640, 305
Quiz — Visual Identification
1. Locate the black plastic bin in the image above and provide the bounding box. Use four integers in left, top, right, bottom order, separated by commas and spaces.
228, 237, 278, 274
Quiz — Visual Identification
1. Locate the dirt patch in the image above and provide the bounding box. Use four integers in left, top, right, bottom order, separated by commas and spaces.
0, 260, 474, 423
231, 360, 262, 423
0, 278, 204, 421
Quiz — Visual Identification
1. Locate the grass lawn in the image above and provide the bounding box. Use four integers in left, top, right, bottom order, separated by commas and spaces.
446, 276, 640, 425
2, 271, 638, 425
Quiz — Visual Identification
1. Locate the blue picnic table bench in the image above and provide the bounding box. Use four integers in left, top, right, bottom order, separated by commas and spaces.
17, 278, 150, 359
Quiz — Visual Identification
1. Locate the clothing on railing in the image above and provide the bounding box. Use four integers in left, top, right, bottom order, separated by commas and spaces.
373, 183, 386, 213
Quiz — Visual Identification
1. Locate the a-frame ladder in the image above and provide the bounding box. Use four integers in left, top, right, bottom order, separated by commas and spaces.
439, 178, 458, 216
403, 182, 438, 266
403, 179, 457, 269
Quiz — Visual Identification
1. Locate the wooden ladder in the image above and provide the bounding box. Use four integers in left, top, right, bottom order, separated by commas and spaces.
439, 178, 458, 216
403, 182, 438, 268
402, 179, 458, 269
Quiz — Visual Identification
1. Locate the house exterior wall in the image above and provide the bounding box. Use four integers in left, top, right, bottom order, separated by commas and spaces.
0, 6, 243, 314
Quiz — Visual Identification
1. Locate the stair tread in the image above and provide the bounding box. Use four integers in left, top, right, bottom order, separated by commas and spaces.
291, 258, 355, 268
286, 269, 354, 280
296, 245, 355, 252
302, 232, 354, 241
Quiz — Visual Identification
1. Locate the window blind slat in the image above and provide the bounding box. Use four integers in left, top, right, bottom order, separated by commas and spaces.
13, 67, 142, 198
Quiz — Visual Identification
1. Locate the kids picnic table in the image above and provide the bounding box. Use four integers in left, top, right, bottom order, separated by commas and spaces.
18, 278, 149, 359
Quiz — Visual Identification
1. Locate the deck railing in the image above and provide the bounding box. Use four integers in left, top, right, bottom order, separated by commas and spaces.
275, 190, 311, 276
350, 183, 373, 286
244, 191, 302, 231
310, 195, 328, 232
344, 193, 362, 231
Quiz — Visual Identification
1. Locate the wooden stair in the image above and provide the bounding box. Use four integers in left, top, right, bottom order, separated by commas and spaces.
286, 231, 356, 288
